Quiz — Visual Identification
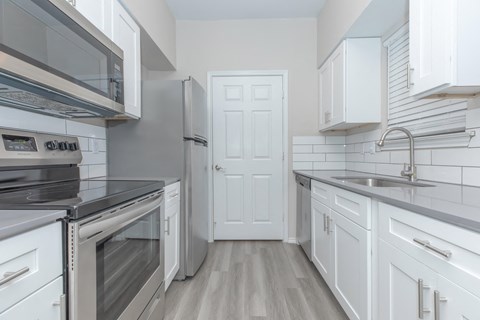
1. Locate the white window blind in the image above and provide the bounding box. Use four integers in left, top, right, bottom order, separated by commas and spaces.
386, 24, 468, 138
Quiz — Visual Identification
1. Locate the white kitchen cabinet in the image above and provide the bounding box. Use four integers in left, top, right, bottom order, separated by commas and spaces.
436, 275, 480, 320
409, 0, 480, 97
164, 182, 180, 291
318, 38, 381, 131
378, 240, 436, 320
0, 222, 64, 319
68, 0, 113, 38
310, 180, 371, 320
330, 210, 371, 320
312, 198, 332, 285
112, 0, 142, 118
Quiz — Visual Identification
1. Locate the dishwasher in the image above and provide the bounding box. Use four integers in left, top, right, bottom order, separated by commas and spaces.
296, 174, 312, 260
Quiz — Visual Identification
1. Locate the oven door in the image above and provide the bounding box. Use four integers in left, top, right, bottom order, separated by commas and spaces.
68, 191, 164, 320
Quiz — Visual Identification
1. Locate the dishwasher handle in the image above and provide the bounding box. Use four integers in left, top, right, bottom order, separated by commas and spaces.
295, 175, 311, 190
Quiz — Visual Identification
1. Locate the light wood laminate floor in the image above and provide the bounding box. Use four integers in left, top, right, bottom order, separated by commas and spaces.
165, 241, 348, 320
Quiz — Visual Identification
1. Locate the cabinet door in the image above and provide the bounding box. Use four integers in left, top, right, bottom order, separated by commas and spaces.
379, 239, 436, 320
312, 198, 332, 285
436, 276, 480, 320
330, 42, 346, 126
0, 277, 64, 320
112, 0, 141, 118
330, 210, 371, 320
73, 0, 113, 38
409, 0, 453, 96
165, 200, 180, 291
318, 62, 332, 130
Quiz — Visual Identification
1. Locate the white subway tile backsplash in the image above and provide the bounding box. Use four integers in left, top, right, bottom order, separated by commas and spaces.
345, 144, 355, 153
325, 136, 346, 145
313, 162, 346, 170
390, 150, 432, 165
292, 145, 313, 153
365, 151, 390, 163
293, 153, 326, 162
88, 164, 107, 178
463, 167, 480, 187
346, 153, 364, 162
79, 165, 89, 179
313, 145, 345, 153
80, 151, 106, 166
66, 120, 106, 139
352, 162, 376, 174
326, 153, 346, 162
0, 107, 66, 134
78, 137, 90, 151
375, 163, 405, 177
354, 143, 364, 153
416, 165, 462, 184
432, 148, 480, 167
293, 136, 325, 145
293, 162, 313, 170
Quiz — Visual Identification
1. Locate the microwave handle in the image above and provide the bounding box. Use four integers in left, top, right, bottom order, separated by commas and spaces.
79, 193, 162, 239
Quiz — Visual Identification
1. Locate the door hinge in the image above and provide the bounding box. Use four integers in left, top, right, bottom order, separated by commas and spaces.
282, 152, 285, 161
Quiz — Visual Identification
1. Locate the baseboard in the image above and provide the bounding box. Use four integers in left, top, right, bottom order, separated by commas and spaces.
285, 237, 298, 244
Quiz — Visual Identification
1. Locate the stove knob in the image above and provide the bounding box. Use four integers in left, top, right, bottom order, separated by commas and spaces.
58, 141, 68, 151
69, 142, 78, 151
45, 140, 58, 150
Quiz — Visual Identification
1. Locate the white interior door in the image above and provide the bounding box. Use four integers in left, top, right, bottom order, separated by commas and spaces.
212, 75, 284, 240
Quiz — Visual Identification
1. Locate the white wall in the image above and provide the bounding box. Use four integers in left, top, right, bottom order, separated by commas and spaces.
122, 0, 176, 68
0, 107, 107, 179
173, 18, 318, 240
316, 0, 372, 66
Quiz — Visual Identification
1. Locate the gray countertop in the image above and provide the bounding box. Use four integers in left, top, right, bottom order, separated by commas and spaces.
100, 176, 181, 187
294, 170, 480, 234
0, 210, 66, 240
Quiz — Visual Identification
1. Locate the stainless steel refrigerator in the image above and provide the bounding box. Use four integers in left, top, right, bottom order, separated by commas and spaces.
107, 77, 209, 279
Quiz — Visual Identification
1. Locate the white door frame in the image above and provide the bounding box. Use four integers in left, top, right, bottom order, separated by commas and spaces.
207, 70, 289, 242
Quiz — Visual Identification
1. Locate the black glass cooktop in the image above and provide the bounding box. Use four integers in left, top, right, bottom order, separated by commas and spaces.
0, 179, 164, 220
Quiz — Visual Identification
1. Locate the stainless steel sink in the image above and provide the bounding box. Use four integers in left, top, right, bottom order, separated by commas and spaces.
332, 176, 434, 188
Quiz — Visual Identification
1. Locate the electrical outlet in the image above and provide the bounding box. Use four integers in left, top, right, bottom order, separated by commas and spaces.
90, 138, 99, 154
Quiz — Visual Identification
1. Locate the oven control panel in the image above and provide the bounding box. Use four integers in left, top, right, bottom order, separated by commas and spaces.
0, 128, 82, 167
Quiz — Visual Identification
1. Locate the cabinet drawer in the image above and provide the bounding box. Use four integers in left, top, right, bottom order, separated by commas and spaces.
311, 180, 330, 205
379, 203, 480, 298
0, 277, 64, 320
0, 223, 62, 312
164, 182, 180, 208
330, 187, 371, 229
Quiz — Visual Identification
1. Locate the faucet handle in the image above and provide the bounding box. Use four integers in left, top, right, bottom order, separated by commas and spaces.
403, 163, 411, 171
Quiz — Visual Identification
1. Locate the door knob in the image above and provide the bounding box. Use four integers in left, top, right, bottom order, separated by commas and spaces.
215, 165, 225, 171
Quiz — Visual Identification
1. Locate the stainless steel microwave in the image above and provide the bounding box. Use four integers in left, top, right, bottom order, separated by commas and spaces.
0, 0, 125, 118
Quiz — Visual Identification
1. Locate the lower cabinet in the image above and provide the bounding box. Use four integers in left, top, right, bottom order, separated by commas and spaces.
311, 185, 371, 320
164, 182, 180, 291
312, 198, 332, 284
330, 211, 371, 320
379, 236, 480, 320
378, 239, 436, 320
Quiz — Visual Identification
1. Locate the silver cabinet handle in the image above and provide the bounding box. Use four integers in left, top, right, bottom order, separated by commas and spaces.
165, 217, 170, 235
434, 290, 447, 320
52, 294, 67, 320
413, 238, 452, 259
326, 217, 333, 235
407, 63, 412, 89
418, 279, 430, 319
323, 213, 327, 232
0, 267, 30, 286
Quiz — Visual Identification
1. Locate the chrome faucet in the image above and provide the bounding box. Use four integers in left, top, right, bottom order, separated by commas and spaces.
377, 127, 417, 182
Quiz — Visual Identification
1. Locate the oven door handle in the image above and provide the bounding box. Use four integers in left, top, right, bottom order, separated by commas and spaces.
79, 193, 163, 239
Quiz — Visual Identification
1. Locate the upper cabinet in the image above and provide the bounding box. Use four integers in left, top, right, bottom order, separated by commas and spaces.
409, 0, 480, 98
318, 38, 381, 132
70, 0, 113, 38
112, 0, 142, 118
67, 0, 142, 118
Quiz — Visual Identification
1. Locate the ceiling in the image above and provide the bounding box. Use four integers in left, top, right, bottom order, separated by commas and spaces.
165, 0, 327, 20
